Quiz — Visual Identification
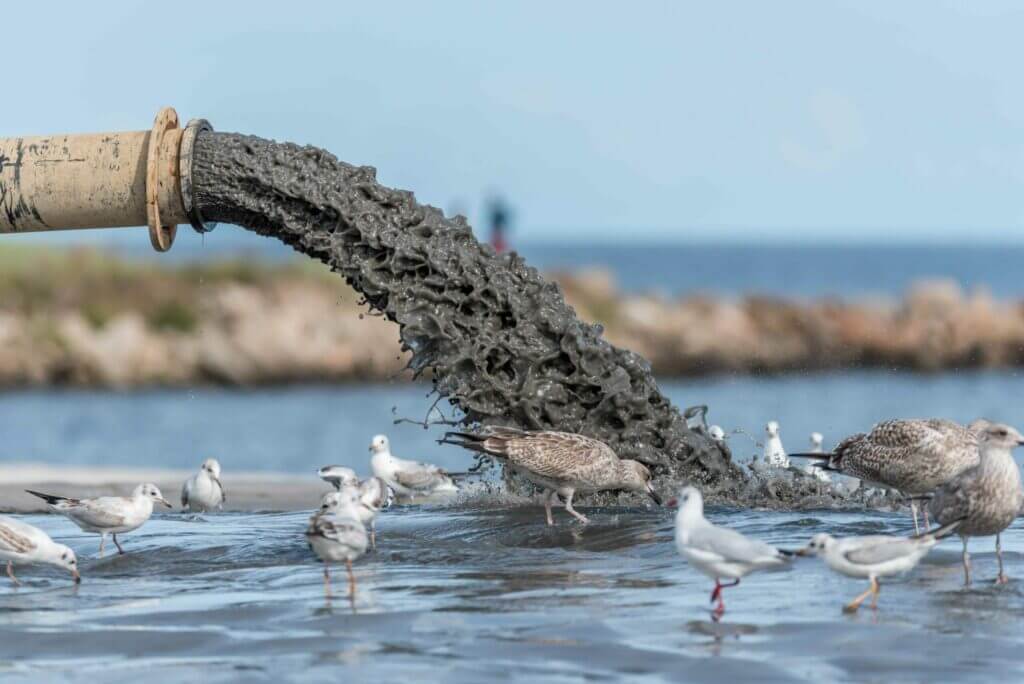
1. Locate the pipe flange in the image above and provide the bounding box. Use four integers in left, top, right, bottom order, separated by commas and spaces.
180, 118, 217, 234
146, 107, 179, 252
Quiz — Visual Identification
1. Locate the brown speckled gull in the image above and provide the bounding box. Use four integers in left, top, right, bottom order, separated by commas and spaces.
929, 422, 1024, 586
792, 419, 980, 532
441, 427, 661, 525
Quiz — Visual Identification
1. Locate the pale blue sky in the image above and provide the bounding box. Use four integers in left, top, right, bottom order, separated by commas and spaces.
5, 1, 1024, 245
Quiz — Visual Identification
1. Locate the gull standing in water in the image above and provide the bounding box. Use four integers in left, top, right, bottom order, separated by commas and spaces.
369, 434, 459, 499
673, 486, 791, 617
320, 476, 392, 550
797, 520, 963, 613
0, 516, 80, 586
26, 484, 172, 556
181, 458, 226, 513
764, 421, 790, 469
307, 487, 368, 600
790, 419, 980, 534
441, 427, 661, 525
929, 421, 1024, 585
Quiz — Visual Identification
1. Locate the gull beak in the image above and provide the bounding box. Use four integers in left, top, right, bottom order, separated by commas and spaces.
72, 569, 81, 584
159, 497, 173, 509
646, 484, 663, 506
1017, 440, 1024, 446
794, 548, 812, 557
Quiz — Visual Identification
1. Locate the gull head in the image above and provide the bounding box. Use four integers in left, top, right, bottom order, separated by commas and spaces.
796, 533, 835, 557
618, 460, 662, 505
765, 421, 780, 438
369, 434, 390, 455
673, 485, 704, 518
54, 544, 81, 584
977, 422, 1024, 450
134, 483, 173, 509
201, 458, 222, 479
810, 432, 823, 449
708, 425, 726, 442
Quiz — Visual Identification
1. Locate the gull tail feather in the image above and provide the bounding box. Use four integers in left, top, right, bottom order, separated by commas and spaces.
915, 517, 966, 541
438, 432, 508, 459
786, 453, 838, 471
24, 489, 71, 506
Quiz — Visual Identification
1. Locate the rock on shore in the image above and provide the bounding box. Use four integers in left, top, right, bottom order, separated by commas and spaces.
0, 247, 1020, 388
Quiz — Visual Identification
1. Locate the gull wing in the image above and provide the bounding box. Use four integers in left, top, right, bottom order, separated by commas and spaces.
843, 537, 923, 565
0, 519, 37, 554
501, 431, 618, 481
394, 465, 447, 490
181, 478, 193, 507
688, 522, 784, 564
213, 477, 226, 504
67, 499, 130, 528
306, 513, 367, 550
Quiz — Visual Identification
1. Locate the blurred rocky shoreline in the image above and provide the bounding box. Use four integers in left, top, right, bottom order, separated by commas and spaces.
0, 246, 1019, 388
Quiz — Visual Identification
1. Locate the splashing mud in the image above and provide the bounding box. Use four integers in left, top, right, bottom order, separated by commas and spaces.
190, 132, 869, 507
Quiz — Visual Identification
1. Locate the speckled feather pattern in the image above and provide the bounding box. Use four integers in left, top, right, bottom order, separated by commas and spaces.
829, 419, 979, 494
460, 428, 636, 492
930, 448, 1023, 537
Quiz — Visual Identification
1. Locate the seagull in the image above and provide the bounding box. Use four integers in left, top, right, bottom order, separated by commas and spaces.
673, 486, 791, 617
181, 458, 226, 513
929, 421, 1024, 586
441, 427, 661, 525
764, 421, 790, 468
708, 425, 726, 442
809, 432, 824, 453
318, 465, 359, 491
306, 488, 368, 600
369, 434, 459, 499
0, 516, 81, 586
789, 419, 980, 533
797, 519, 963, 613
320, 476, 392, 550
25, 484, 172, 556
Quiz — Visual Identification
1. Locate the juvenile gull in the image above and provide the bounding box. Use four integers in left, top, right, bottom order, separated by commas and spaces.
181, 458, 226, 513
764, 421, 790, 468
797, 520, 963, 613
929, 421, 1024, 585
306, 487, 368, 599
0, 515, 80, 586
320, 476, 392, 550
790, 419, 980, 533
318, 465, 359, 491
26, 484, 172, 556
674, 486, 791, 617
369, 434, 459, 499
441, 427, 661, 525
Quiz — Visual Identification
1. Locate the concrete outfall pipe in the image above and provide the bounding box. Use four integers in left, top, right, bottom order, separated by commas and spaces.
0, 107, 214, 252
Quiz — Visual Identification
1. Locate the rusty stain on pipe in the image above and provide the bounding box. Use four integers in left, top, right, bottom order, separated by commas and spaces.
0, 107, 213, 252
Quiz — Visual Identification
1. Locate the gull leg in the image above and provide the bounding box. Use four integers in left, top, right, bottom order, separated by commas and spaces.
543, 489, 555, 526
370, 520, 377, 552
869, 577, 880, 610
710, 578, 739, 617
961, 537, 971, 587
323, 564, 332, 598
99, 534, 106, 558
909, 500, 920, 536
563, 491, 589, 525
6, 562, 20, 587
923, 507, 930, 531
113, 534, 126, 555
346, 559, 357, 599
995, 534, 1008, 585
844, 583, 875, 613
